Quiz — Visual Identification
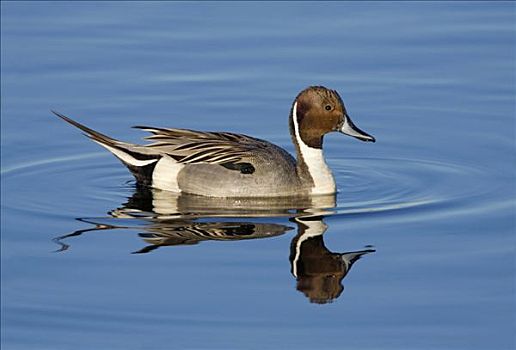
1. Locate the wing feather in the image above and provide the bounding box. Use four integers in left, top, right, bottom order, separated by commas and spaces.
132, 126, 269, 165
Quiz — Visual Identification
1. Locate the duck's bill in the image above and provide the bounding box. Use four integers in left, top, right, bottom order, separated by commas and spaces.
340, 115, 375, 142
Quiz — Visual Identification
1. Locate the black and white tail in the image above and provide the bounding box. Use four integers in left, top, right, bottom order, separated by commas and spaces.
53, 111, 160, 185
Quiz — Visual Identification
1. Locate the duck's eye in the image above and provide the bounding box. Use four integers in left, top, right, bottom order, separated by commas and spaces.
325, 105, 332, 111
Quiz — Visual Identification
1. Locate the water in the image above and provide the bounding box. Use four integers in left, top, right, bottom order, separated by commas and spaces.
1, 2, 515, 349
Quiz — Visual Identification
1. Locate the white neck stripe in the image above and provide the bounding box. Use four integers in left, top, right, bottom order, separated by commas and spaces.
291, 219, 328, 277
292, 102, 336, 195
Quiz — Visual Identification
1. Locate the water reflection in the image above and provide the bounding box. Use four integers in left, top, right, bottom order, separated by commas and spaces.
135, 221, 291, 254
111, 185, 338, 219
55, 186, 374, 303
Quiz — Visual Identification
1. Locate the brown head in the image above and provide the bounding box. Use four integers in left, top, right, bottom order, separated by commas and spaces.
290, 86, 375, 149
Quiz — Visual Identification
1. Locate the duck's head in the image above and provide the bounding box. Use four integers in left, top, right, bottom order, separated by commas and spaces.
290, 86, 375, 149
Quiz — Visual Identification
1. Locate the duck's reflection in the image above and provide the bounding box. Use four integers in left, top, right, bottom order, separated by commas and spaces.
55, 186, 374, 303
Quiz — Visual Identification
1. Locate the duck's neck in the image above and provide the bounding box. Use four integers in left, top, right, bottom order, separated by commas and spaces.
290, 102, 336, 195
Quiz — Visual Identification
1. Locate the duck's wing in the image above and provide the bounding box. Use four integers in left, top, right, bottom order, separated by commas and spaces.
133, 125, 271, 165
54, 111, 272, 173
55, 112, 281, 189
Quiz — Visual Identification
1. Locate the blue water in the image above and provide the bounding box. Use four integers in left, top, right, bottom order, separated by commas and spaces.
1, 2, 515, 349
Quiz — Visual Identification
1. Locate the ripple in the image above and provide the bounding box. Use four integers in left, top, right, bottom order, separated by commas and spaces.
2, 153, 128, 218
1, 152, 493, 223
331, 157, 492, 220
1, 152, 102, 177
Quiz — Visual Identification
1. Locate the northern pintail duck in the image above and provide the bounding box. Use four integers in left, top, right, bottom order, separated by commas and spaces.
54, 86, 374, 197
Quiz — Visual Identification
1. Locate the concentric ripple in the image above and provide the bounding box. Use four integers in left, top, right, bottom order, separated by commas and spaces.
331, 157, 494, 220
1, 153, 494, 222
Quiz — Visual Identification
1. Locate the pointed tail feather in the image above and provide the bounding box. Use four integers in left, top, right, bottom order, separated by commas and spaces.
53, 111, 159, 170
52, 110, 118, 146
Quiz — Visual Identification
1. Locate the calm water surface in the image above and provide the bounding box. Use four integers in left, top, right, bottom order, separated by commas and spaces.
1, 2, 515, 350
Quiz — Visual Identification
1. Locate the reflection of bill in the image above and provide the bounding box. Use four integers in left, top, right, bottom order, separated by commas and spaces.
290, 217, 375, 304
54, 186, 374, 304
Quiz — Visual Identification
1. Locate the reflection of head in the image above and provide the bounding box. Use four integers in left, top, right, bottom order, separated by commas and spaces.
291, 233, 346, 304
290, 218, 374, 304
296, 260, 346, 304
297, 277, 343, 304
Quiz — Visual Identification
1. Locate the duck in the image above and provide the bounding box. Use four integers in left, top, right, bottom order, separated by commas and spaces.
53, 86, 375, 197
